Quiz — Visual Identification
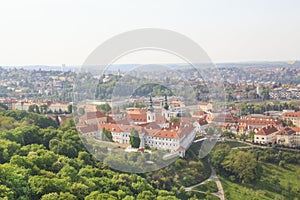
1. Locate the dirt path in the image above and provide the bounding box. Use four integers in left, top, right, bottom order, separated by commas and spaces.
185, 163, 225, 200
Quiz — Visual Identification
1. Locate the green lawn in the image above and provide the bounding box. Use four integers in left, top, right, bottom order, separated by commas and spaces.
184, 191, 220, 200
193, 180, 218, 193
219, 163, 300, 200
221, 141, 250, 148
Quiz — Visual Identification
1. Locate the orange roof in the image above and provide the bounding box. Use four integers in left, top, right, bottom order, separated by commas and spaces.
276, 127, 296, 135
290, 127, 300, 132
127, 114, 147, 122
180, 117, 197, 124
156, 115, 168, 123
213, 114, 237, 123
153, 129, 180, 139
98, 123, 143, 133
283, 111, 300, 118
148, 124, 194, 139
140, 122, 161, 130
83, 111, 106, 120
193, 110, 207, 116
206, 115, 214, 121
199, 118, 208, 126
79, 125, 98, 133
126, 108, 147, 115
98, 123, 122, 132
239, 118, 281, 126
256, 125, 278, 135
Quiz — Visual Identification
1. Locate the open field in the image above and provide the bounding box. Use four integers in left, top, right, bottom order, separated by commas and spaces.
219, 163, 300, 200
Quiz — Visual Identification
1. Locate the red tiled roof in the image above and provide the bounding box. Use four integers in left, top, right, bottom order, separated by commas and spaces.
98, 123, 122, 132
169, 122, 181, 129
156, 115, 168, 123
114, 119, 131, 125
276, 127, 296, 135
84, 111, 106, 120
290, 127, 300, 133
283, 111, 300, 118
213, 114, 237, 123
140, 122, 161, 130
148, 124, 194, 139
238, 118, 282, 126
106, 116, 116, 123
98, 123, 144, 133
199, 118, 208, 126
193, 110, 207, 116
127, 114, 147, 122
180, 117, 197, 124
153, 129, 180, 139
126, 108, 147, 115
79, 125, 98, 134
256, 125, 278, 135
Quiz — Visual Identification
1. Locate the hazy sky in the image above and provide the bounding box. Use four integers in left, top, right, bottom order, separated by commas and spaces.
0, 0, 300, 66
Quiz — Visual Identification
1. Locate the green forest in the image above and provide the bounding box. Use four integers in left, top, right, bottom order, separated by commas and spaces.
1, 109, 300, 199
0, 110, 213, 200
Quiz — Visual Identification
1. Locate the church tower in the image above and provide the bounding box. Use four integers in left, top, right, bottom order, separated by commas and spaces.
162, 95, 170, 121
147, 96, 156, 123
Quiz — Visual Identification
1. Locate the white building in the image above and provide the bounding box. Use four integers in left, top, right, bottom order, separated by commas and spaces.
79, 96, 196, 157
276, 127, 297, 147
282, 111, 300, 128
198, 102, 213, 112
254, 125, 278, 145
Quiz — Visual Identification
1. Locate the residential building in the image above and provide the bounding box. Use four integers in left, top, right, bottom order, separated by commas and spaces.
276, 127, 297, 147
198, 102, 213, 112
282, 111, 300, 127
254, 125, 278, 145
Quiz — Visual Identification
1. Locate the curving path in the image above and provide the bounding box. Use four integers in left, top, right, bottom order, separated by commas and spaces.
185, 162, 225, 200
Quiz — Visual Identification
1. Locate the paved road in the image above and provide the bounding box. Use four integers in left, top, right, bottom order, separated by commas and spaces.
185, 163, 225, 200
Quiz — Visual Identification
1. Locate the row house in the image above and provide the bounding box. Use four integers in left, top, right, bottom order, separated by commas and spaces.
238, 117, 282, 130
276, 127, 298, 147
270, 89, 300, 100
282, 111, 300, 127
254, 125, 300, 147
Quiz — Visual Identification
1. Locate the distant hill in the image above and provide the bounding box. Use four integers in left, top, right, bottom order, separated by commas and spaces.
1, 60, 299, 72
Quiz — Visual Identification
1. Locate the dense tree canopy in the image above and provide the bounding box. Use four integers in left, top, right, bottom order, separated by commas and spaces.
130, 128, 140, 148
0, 110, 205, 199
0, 109, 298, 199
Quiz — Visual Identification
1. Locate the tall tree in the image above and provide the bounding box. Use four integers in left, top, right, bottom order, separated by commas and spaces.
96, 103, 111, 114
67, 104, 73, 114
130, 128, 140, 148
102, 128, 113, 142
222, 150, 260, 183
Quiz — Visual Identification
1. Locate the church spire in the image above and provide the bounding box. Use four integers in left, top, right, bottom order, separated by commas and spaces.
148, 95, 154, 112
163, 95, 169, 110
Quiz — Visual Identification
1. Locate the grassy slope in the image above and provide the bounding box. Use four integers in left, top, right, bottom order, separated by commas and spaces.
193, 180, 219, 193
220, 141, 250, 148
219, 163, 300, 200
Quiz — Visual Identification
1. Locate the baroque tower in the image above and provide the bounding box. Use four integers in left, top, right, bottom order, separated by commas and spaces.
147, 95, 156, 123
162, 95, 170, 121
